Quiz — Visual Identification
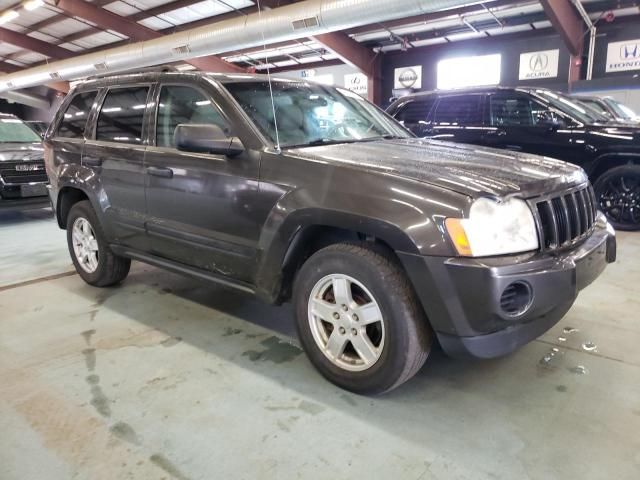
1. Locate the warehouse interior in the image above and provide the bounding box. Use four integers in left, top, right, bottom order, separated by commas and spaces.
1, 1, 639, 479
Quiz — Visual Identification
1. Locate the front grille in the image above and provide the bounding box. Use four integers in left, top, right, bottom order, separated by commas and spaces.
532, 185, 597, 251
0, 160, 48, 185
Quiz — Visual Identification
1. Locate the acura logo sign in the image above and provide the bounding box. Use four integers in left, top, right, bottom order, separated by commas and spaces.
529, 53, 549, 72
620, 43, 640, 59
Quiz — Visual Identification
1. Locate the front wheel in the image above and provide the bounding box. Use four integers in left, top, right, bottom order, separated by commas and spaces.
293, 243, 432, 395
66, 200, 131, 287
594, 165, 640, 231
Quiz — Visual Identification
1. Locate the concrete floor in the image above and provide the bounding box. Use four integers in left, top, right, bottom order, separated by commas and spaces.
1, 210, 639, 480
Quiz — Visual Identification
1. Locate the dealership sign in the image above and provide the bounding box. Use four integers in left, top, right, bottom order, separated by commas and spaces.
606, 39, 640, 72
394, 66, 422, 89
344, 72, 368, 96
519, 49, 559, 80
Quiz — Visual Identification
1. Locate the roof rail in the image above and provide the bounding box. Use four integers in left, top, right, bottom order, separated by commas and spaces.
83, 64, 180, 81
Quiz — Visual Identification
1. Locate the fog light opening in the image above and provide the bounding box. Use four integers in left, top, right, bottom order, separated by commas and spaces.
500, 281, 533, 317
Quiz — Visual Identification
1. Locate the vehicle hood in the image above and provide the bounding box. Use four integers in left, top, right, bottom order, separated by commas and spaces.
287, 138, 587, 198
0, 142, 44, 161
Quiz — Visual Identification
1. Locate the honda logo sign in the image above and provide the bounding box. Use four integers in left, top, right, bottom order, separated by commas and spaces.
519, 49, 559, 80
606, 39, 640, 72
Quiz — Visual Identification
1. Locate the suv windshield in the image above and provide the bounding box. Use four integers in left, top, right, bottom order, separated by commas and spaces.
533, 90, 604, 124
604, 98, 638, 121
223, 80, 410, 148
0, 117, 41, 143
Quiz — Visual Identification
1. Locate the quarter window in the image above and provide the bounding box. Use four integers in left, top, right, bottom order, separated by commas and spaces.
156, 86, 230, 148
433, 95, 483, 125
96, 87, 149, 144
57, 91, 97, 138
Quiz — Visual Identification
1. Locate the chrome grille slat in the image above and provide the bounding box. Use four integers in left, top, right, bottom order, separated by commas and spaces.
532, 185, 597, 253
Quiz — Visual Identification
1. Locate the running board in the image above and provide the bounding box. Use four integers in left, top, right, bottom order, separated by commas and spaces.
110, 245, 255, 294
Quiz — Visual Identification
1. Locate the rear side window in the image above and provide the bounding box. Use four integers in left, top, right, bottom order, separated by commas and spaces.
156, 85, 230, 148
57, 91, 97, 138
433, 95, 483, 125
395, 98, 436, 125
96, 87, 149, 144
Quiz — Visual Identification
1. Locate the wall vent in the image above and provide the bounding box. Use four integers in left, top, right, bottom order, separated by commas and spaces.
49, 72, 61, 79
6, 82, 13, 88
291, 16, 319, 30
93, 62, 108, 71
172, 45, 191, 55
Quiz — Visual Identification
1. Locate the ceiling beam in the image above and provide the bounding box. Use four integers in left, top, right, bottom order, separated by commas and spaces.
311, 31, 377, 76
53, 0, 245, 73
539, 0, 584, 56
0, 27, 75, 59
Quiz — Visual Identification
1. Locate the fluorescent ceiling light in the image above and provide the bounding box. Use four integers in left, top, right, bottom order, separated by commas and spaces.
0, 10, 19, 25
23, 0, 44, 11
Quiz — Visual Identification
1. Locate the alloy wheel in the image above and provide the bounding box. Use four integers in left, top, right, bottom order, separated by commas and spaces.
598, 173, 640, 227
72, 217, 100, 273
307, 274, 385, 372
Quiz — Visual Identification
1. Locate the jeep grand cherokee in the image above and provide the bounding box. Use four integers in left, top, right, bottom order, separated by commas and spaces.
45, 72, 616, 394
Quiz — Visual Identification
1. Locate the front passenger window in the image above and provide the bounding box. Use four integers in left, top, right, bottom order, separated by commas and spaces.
156, 86, 230, 148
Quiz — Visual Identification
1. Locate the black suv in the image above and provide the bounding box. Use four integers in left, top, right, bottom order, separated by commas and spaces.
387, 87, 640, 230
0, 113, 49, 209
45, 72, 615, 394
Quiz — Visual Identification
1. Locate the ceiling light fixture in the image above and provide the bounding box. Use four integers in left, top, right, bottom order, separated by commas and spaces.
23, 0, 44, 11
0, 10, 19, 24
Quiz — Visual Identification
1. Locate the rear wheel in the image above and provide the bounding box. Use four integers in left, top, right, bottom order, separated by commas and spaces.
66, 200, 130, 286
293, 243, 432, 395
594, 165, 640, 231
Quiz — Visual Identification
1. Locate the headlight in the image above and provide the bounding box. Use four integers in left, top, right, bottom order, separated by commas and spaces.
445, 197, 539, 257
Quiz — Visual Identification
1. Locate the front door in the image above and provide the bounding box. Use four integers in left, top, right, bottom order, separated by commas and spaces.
429, 94, 487, 146
82, 85, 152, 251
483, 92, 578, 162
144, 83, 261, 283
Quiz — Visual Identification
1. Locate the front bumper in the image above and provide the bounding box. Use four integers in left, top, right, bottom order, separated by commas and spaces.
399, 222, 616, 359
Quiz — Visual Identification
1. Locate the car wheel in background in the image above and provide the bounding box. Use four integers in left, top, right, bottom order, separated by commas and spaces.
594, 165, 640, 231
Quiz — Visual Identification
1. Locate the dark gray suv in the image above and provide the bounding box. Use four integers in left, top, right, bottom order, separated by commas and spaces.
45, 72, 616, 394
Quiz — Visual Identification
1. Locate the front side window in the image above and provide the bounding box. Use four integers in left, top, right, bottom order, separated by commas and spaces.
156, 86, 230, 148
223, 80, 409, 148
0, 116, 42, 143
395, 98, 436, 126
57, 91, 97, 138
433, 95, 483, 125
490, 95, 534, 126
96, 87, 149, 144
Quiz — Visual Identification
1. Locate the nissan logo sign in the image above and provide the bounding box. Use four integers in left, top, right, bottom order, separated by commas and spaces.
398, 68, 419, 88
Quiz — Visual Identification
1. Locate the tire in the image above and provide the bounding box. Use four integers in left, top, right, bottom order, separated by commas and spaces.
66, 200, 130, 287
593, 164, 640, 231
293, 243, 432, 395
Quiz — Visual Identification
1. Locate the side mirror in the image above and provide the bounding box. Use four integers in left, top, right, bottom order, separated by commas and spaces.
174, 124, 244, 157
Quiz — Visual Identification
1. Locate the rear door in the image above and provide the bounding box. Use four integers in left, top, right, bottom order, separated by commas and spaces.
430, 94, 486, 145
143, 81, 261, 282
82, 85, 152, 251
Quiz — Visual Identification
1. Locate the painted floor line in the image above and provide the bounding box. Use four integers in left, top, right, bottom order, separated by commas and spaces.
0, 271, 77, 293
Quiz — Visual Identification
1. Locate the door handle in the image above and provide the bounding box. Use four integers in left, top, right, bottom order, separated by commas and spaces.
146, 166, 174, 178
83, 157, 102, 167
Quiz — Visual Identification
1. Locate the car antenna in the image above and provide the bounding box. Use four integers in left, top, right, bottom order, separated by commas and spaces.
256, 0, 281, 153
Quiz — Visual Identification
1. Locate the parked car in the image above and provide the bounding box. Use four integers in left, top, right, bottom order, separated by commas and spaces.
0, 113, 50, 210
387, 87, 640, 231
573, 95, 639, 125
25, 120, 49, 138
45, 72, 616, 394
